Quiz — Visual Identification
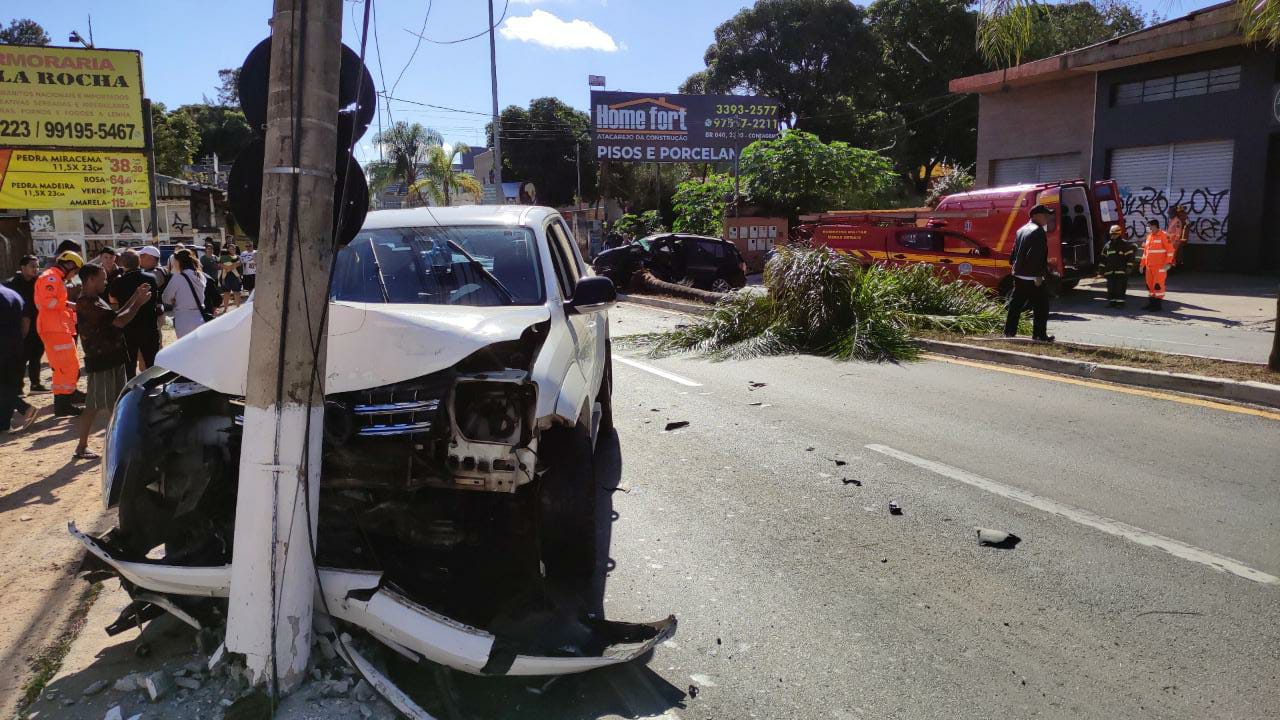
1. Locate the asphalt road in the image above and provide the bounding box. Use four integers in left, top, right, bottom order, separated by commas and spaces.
572, 301, 1278, 720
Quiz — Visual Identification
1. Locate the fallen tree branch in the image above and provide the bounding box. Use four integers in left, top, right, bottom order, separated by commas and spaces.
629, 270, 727, 304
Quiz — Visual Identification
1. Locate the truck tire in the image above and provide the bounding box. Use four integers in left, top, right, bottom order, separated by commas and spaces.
539, 422, 598, 584
596, 347, 613, 433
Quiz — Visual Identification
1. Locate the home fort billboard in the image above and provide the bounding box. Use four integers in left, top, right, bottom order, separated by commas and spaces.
591, 91, 779, 163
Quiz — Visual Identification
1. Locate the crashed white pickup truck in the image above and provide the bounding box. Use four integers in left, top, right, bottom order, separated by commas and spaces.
72, 205, 674, 679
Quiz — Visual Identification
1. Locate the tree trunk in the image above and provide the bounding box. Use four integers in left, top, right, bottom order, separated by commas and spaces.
630, 269, 727, 304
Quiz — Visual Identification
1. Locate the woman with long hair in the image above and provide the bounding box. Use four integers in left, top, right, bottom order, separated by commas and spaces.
161, 249, 208, 338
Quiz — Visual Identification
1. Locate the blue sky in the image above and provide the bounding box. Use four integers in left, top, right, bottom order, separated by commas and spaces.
13, 0, 1218, 163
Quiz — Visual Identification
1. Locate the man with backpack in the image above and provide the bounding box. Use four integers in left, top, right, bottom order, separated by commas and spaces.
162, 249, 218, 338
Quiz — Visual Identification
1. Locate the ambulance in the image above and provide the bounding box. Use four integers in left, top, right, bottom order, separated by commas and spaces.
795, 180, 1124, 294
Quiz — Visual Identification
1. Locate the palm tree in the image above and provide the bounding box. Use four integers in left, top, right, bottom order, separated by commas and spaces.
367, 121, 443, 207
978, 1, 1278, 67
410, 143, 484, 207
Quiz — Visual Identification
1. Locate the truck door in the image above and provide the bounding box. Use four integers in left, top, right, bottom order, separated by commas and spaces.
1091, 179, 1123, 245
939, 231, 1002, 290
889, 228, 943, 269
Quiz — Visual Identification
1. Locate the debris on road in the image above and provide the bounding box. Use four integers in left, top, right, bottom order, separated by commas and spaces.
144, 670, 175, 701
748, 401, 763, 406
888, 501, 903, 515
665, 420, 690, 431
833, 459, 847, 467
82, 679, 108, 696
748, 381, 766, 389
842, 478, 862, 486
688, 684, 700, 698
976, 528, 1022, 549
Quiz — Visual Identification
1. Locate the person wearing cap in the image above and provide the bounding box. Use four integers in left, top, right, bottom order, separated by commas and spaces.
1139, 219, 1175, 311
1099, 225, 1135, 307
35, 251, 86, 416
1003, 204, 1055, 342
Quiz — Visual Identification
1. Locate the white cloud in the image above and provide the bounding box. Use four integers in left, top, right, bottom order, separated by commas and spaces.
499, 10, 619, 52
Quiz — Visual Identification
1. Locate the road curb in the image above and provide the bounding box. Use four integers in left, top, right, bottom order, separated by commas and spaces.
617, 293, 712, 316
917, 338, 1280, 410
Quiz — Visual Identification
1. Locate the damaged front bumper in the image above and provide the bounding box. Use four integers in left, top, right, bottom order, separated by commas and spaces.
71, 523, 675, 677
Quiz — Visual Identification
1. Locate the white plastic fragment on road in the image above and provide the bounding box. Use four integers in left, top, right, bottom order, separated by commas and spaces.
867, 444, 1280, 585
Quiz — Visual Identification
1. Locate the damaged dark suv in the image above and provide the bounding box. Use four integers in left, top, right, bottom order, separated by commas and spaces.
72, 206, 674, 680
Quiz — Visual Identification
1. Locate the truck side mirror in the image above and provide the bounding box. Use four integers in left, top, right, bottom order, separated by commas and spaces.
566, 275, 617, 314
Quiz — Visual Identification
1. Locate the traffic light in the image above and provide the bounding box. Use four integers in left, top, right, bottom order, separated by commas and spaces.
228, 37, 375, 246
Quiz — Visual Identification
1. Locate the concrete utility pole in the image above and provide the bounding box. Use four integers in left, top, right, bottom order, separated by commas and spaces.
225, 0, 342, 693
487, 0, 503, 202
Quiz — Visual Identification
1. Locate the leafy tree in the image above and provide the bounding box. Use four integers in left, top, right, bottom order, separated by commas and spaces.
679, 71, 710, 95
488, 97, 594, 207
370, 121, 443, 206
924, 163, 975, 207
740, 131, 897, 218
0, 18, 50, 46
612, 211, 666, 240
215, 68, 241, 108
868, 0, 985, 195
672, 174, 734, 236
179, 104, 254, 165
411, 143, 484, 206
978, 0, 1151, 67
698, 0, 883, 141
150, 103, 201, 176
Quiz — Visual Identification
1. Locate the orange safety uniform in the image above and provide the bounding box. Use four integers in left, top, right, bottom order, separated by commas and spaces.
1140, 230, 1175, 300
34, 266, 79, 396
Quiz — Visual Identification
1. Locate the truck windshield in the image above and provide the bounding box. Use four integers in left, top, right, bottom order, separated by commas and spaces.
331, 225, 545, 306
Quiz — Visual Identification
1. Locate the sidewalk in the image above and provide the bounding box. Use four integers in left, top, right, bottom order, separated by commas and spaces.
1048, 272, 1276, 363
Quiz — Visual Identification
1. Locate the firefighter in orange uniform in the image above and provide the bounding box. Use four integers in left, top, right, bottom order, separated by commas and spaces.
1167, 204, 1189, 266
1139, 219, 1175, 311
35, 251, 86, 416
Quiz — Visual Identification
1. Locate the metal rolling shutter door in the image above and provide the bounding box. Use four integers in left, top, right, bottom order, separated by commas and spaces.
1035, 153, 1082, 183
1111, 141, 1233, 245
992, 158, 1037, 186
1169, 140, 1232, 245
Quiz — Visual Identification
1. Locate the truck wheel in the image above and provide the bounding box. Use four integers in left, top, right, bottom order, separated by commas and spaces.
596, 348, 613, 433
539, 422, 598, 584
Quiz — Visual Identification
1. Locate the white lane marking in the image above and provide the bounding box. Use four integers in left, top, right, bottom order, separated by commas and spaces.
615, 356, 703, 387
866, 444, 1279, 586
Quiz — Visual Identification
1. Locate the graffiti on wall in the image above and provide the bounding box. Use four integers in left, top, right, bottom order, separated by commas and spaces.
1118, 185, 1230, 244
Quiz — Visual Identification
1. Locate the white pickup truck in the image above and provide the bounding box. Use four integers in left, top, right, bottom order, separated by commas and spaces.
72, 205, 674, 679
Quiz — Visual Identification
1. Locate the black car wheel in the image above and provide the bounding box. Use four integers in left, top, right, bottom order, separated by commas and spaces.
539, 422, 598, 584
596, 346, 613, 433
711, 278, 733, 294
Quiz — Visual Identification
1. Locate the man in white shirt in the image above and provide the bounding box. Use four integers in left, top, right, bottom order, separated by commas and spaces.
239, 243, 257, 293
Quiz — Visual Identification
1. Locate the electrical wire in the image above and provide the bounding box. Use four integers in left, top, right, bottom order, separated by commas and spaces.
404, 0, 509, 45
390, 0, 432, 97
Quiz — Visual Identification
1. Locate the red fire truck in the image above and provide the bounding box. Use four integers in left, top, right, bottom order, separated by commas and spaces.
795, 180, 1124, 294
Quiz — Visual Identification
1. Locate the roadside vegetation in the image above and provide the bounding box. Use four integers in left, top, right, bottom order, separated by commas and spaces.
632, 245, 1019, 362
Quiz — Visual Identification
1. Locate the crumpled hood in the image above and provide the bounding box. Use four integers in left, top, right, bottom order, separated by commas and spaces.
155, 300, 551, 396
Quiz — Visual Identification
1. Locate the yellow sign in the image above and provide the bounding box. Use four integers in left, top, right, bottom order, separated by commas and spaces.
0, 45, 144, 149
0, 149, 151, 209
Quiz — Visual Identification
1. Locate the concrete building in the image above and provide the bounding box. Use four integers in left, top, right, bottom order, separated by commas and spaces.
950, 2, 1279, 272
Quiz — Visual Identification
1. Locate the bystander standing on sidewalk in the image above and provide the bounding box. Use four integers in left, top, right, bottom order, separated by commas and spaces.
108, 250, 163, 380
0, 282, 38, 433
72, 264, 152, 460
219, 243, 243, 311
95, 246, 124, 286
3, 255, 45, 392
239, 242, 257, 293
162, 250, 209, 338
1004, 204, 1055, 342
